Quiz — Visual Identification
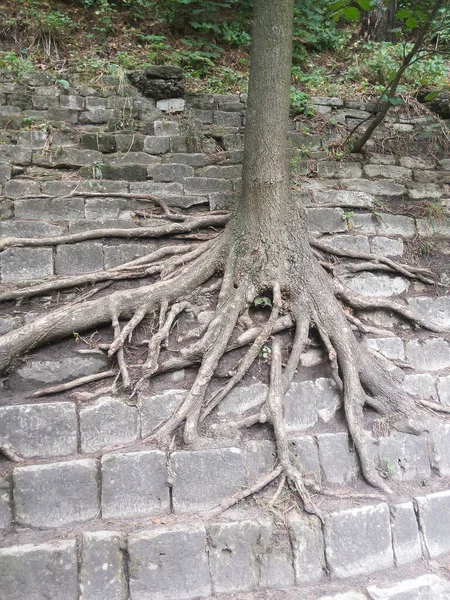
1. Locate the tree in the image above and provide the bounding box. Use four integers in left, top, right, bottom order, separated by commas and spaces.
361, 0, 398, 42
0, 0, 447, 515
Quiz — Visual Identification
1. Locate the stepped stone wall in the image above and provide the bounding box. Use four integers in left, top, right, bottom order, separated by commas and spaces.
0, 70, 450, 599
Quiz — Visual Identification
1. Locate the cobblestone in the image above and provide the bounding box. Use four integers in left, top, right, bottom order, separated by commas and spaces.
289, 514, 326, 583
1, 247, 53, 282
317, 432, 360, 484
80, 531, 128, 600
14, 459, 99, 528
416, 490, 450, 557
101, 450, 169, 519
390, 502, 422, 566
55, 242, 104, 275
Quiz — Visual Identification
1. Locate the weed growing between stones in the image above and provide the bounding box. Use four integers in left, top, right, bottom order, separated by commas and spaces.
1, 0, 450, 520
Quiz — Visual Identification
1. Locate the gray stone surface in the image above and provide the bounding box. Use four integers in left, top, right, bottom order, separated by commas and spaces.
318, 162, 362, 179
306, 208, 347, 233
103, 244, 156, 269
341, 178, 406, 197
437, 375, 450, 405
283, 380, 318, 431
80, 531, 128, 600
208, 520, 260, 593
14, 196, 85, 220
0, 402, 77, 458
171, 447, 246, 513
258, 522, 295, 589
405, 338, 450, 371
390, 502, 422, 566
14, 459, 99, 527
370, 236, 404, 257
1, 247, 53, 282
0, 162, 11, 184
216, 382, 267, 416
101, 450, 169, 519
402, 373, 437, 400
0, 476, 11, 530
376, 215, 416, 236
317, 594, 367, 600
129, 181, 183, 197
344, 273, 409, 297
244, 440, 276, 482
429, 422, 450, 475
366, 337, 405, 360
406, 182, 443, 199
289, 513, 326, 583
416, 490, 450, 557
80, 396, 139, 453
408, 296, 450, 329
311, 189, 374, 207
14, 354, 108, 385
184, 177, 233, 194
55, 242, 104, 275
289, 436, 321, 483
379, 433, 430, 481
129, 524, 211, 600
325, 503, 393, 578
363, 165, 412, 183
140, 389, 187, 436
317, 432, 360, 484
0, 540, 78, 600
148, 162, 194, 181
0, 220, 65, 238
3, 179, 40, 197
367, 574, 450, 600
143, 135, 170, 154
327, 234, 370, 254
163, 152, 215, 167
315, 378, 340, 422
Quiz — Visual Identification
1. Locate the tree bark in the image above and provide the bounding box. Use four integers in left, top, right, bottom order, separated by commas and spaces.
361, 0, 397, 42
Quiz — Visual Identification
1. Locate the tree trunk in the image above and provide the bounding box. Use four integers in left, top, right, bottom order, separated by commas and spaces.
361, 0, 397, 42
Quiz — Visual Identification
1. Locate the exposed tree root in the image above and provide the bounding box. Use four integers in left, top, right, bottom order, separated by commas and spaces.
28, 369, 118, 399
0, 203, 448, 515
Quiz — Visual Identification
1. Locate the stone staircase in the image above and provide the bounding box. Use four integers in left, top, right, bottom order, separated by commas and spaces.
0, 70, 450, 599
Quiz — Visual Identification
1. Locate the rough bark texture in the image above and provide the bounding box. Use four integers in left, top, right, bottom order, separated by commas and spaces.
361, 0, 397, 42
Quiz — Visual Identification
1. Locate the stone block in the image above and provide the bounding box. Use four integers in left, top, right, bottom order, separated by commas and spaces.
340, 178, 406, 197
379, 433, 430, 481
288, 133, 321, 150
81, 132, 116, 153
306, 208, 347, 233
0, 476, 11, 530
60, 94, 85, 110
0, 540, 78, 600
327, 234, 370, 254
289, 436, 321, 483
154, 120, 180, 136
184, 177, 233, 194
129, 181, 183, 197
148, 163, 194, 182
390, 502, 422, 566
69, 219, 136, 233
312, 189, 375, 207
437, 375, 450, 405
405, 338, 450, 370
33, 148, 102, 167
317, 432, 360, 484
0, 162, 11, 184
289, 513, 326, 583
129, 524, 211, 600
97, 164, 148, 181
4, 178, 40, 197
216, 382, 267, 416
106, 152, 161, 167
143, 135, 170, 154
140, 389, 187, 436
0, 402, 77, 458
416, 490, 450, 557
208, 520, 260, 593
376, 215, 416, 236
368, 153, 397, 165
403, 373, 437, 400
0, 220, 65, 238
156, 98, 186, 112
408, 296, 450, 329
317, 162, 362, 179
400, 156, 436, 169
214, 111, 243, 127
80, 531, 128, 600
1, 247, 53, 282
164, 152, 215, 167
79, 108, 114, 124
197, 164, 243, 179
101, 450, 169, 519
351, 213, 377, 234
103, 244, 155, 270
15, 196, 85, 220
370, 236, 404, 256
414, 169, 450, 184
258, 524, 295, 589
324, 503, 393, 578
84, 197, 129, 220
366, 337, 405, 360
363, 165, 412, 183
283, 380, 318, 431
367, 574, 450, 600
171, 447, 246, 513
115, 133, 145, 152
14, 354, 107, 386
80, 396, 139, 453
14, 459, 99, 527
55, 242, 104, 275
429, 422, 450, 475
244, 440, 276, 482
344, 273, 408, 297
406, 182, 443, 199
0, 144, 32, 164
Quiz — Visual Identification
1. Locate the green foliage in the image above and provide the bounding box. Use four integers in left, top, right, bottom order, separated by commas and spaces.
290, 87, 315, 115
0, 51, 34, 75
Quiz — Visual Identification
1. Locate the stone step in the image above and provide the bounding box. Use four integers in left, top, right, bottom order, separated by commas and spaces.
1, 497, 450, 600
